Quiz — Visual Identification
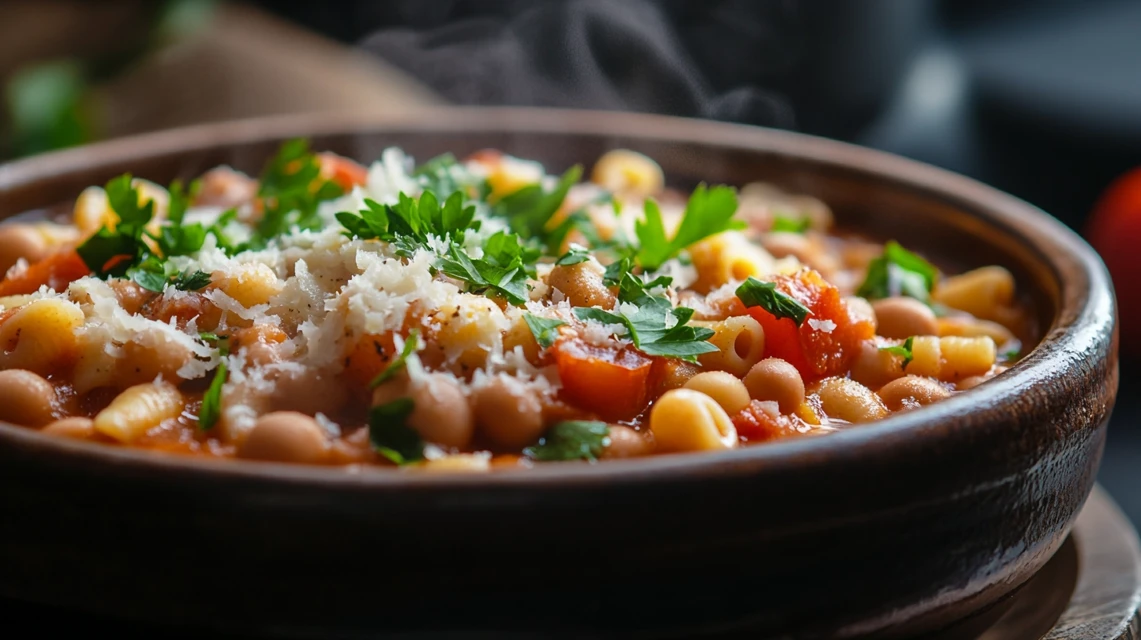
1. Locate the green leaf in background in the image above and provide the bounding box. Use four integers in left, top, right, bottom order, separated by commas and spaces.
6, 60, 95, 157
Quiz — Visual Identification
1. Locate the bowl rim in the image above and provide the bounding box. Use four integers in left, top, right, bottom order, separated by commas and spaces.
0, 106, 1115, 490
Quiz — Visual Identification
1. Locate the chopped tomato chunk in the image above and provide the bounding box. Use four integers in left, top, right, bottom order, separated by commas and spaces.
554, 338, 653, 421
732, 400, 813, 443
318, 152, 369, 191
344, 332, 399, 389
0, 250, 90, 297
744, 269, 874, 382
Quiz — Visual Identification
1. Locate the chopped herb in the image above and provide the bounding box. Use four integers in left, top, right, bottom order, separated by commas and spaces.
735, 277, 812, 326
254, 138, 343, 243
880, 336, 915, 369
524, 421, 611, 462
523, 314, 566, 349
414, 153, 489, 200
171, 269, 212, 291
555, 244, 591, 266
496, 165, 582, 238
573, 276, 717, 361
434, 231, 535, 305
338, 190, 477, 250
128, 267, 168, 292
857, 241, 939, 301
370, 330, 421, 388
635, 184, 743, 270
368, 398, 423, 465
1001, 346, 1021, 361
771, 215, 810, 233
198, 361, 227, 430
76, 174, 154, 276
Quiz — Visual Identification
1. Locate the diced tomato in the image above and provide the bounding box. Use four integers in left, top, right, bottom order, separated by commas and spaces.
343, 332, 399, 389
744, 269, 874, 382
554, 338, 653, 421
732, 400, 812, 443
0, 250, 90, 297
318, 152, 369, 191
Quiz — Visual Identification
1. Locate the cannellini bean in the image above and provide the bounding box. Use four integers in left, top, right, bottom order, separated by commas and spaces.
684, 371, 751, 414
0, 224, 48, 273
0, 369, 57, 427
238, 412, 329, 464
877, 375, 952, 411
42, 417, 95, 439
743, 358, 805, 413
546, 260, 615, 309
472, 375, 545, 448
374, 373, 476, 449
649, 389, 738, 452
872, 297, 938, 339
813, 377, 888, 424
602, 425, 654, 459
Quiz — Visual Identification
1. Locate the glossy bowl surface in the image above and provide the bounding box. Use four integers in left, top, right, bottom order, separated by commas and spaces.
0, 108, 1118, 639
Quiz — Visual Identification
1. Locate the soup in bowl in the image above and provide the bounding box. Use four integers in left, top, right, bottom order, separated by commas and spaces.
0, 109, 1115, 639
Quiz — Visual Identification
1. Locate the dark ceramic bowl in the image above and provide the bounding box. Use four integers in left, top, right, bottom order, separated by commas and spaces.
0, 109, 1117, 639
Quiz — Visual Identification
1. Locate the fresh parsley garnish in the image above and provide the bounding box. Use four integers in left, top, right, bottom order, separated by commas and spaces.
370, 330, 421, 388
198, 361, 227, 430
368, 398, 423, 465
524, 421, 611, 462
771, 215, 810, 233
435, 230, 536, 305
523, 314, 566, 349
735, 277, 811, 326
171, 270, 213, 291
635, 184, 742, 271
573, 272, 716, 361
555, 244, 591, 266
1001, 346, 1021, 361
76, 174, 154, 276
337, 190, 477, 249
254, 138, 343, 243
496, 165, 582, 238
414, 153, 490, 201
880, 336, 915, 369
857, 241, 939, 301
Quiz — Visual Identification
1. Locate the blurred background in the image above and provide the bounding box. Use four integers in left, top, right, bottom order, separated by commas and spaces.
1, 0, 1139, 513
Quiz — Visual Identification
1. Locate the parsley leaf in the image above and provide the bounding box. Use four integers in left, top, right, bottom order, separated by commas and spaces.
370, 330, 421, 388
573, 275, 717, 361
857, 241, 939, 301
414, 153, 490, 201
556, 244, 591, 266
771, 215, 810, 233
434, 231, 535, 305
253, 138, 343, 243
368, 398, 423, 465
880, 336, 915, 369
524, 421, 611, 462
171, 270, 212, 291
735, 277, 811, 326
496, 165, 582, 238
1001, 345, 1021, 362
199, 361, 227, 430
338, 191, 477, 250
635, 184, 742, 271
523, 314, 566, 349
76, 174, 154, 276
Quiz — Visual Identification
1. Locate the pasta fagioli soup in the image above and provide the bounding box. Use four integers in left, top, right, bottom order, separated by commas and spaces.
0, 142, 1029, 469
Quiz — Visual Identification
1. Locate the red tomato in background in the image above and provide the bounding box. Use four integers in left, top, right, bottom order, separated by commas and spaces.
1085, 167, 1141, 358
